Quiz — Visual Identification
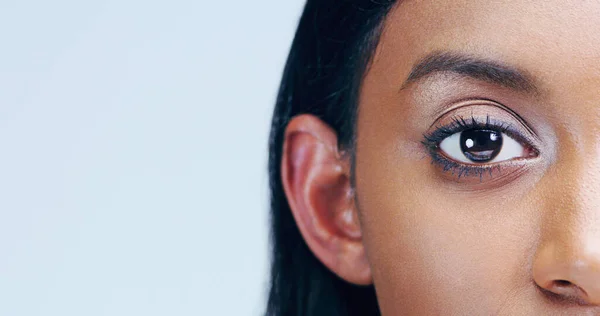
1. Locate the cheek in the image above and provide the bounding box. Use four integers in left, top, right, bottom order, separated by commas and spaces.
354, 135, 541, 314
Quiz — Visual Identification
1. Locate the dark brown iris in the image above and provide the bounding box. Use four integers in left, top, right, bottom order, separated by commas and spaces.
460, 129, 503, 162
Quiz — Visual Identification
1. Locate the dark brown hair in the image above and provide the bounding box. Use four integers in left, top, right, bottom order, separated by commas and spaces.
266, 1, 397, 315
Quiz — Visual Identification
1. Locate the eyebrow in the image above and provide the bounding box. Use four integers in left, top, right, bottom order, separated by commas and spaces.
400, 51, 539, 94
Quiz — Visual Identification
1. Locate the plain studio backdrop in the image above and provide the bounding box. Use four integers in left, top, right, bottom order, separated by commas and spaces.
0, 0, 303, 315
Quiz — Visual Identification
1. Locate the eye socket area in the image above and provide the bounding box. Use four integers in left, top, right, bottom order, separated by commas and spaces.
439, 128, 528, 164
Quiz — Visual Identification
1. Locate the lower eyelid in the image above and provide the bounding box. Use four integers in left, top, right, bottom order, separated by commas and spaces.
430, 151, 531, 185
431, 151, 496, 180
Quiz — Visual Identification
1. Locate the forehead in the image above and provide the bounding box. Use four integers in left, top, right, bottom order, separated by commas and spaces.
375, 1, 600, 93
385, 1, 600, 55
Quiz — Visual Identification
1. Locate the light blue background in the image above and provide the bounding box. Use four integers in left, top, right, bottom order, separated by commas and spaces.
0, 0, 303, 315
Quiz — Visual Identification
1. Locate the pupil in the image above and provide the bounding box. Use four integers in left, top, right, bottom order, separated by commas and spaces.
459, 129, 503, 162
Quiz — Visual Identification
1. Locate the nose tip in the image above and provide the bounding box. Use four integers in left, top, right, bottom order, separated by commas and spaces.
534, 248, 600, 305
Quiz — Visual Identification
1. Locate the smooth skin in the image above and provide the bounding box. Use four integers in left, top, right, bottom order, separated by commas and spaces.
282, 1, 600, 314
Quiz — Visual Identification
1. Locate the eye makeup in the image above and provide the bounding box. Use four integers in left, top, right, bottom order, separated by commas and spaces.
422, 101, 540, 182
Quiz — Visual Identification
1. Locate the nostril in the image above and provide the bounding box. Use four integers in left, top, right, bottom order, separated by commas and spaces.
542, 280, 592, 305
554, 280, 573, 288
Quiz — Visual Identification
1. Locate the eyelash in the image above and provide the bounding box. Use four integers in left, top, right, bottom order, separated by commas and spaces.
422, 114, 535, 179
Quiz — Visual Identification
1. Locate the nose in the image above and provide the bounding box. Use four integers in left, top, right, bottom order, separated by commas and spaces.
532, 162, 600, 306
533, 240, 600, 305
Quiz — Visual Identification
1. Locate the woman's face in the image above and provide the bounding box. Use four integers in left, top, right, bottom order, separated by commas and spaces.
356, 0, 600, 314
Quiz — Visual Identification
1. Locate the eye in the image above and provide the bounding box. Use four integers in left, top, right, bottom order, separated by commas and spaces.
439, 129, 525, 164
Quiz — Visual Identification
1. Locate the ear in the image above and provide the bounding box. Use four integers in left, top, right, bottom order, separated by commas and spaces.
281, 114, 372, 285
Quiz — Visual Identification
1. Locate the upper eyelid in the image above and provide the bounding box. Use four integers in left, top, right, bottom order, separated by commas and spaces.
439, 116, 512, 138
427, 98, 541, 142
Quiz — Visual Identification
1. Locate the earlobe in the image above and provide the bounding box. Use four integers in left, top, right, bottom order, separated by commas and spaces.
281, 114, 372, 285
